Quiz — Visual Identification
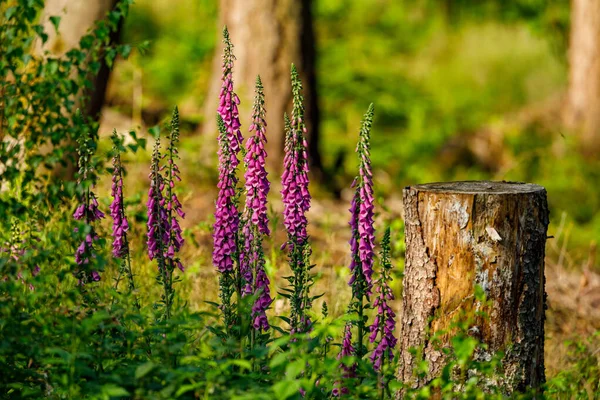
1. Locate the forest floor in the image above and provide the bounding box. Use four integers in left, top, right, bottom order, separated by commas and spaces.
98, 106, 600, 381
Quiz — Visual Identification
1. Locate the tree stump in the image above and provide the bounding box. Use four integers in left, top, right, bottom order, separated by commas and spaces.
398, 181, 549, 395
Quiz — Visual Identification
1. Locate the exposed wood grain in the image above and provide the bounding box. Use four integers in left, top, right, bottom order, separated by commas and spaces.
397, 181, 549, 396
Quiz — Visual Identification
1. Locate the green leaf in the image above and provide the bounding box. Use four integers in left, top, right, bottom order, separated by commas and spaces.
175, 382, 203, 397
4, 7, 17, 20
272, 380, 301, 400
285, 359, 305, 379
148, 125, 160, 138
120, 44, 132, 59
269, 352, 288, 369
231, 359, 252, 371
79, 34, 94, 49
136, 137, 147, 150
102, 385, 129, 397
33, 25, 48, 44
49, 16, 61, 32
135, 361, 155, 379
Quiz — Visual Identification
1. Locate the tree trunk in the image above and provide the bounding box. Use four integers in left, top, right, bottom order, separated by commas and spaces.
38, 0, 120, 119
36, 0, 120, 178
564, 0, 600, 156
398, 181, 548, 396
201, 0, 322, 177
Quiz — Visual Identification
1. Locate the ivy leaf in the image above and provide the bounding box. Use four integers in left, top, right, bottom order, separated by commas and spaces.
4, 7, 17, 20
49, 16, 61, 32
79, 34, 94, 49
120, 44, 132, 59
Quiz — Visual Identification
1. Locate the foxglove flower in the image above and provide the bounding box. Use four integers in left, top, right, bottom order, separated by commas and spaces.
281, 66, 311, 246
110, 138, 129, 259
73, 194, 105, 223
163, 107, 185, 272
147, 136, 169, 263
333, 323, 356, 397
213, 27, 242, 277
213, 29, 243, 332
213, 113, 240, 274
345, 104, 376, 359
147, 131, 184, 321
354, 103, 375, 294
73, 122, 104, 284
214, 113, 239, 331
146, 183, 169, 261
369, 227, 397, 372
244, 76, 270, 238
240, 76, 272, 331
217, 26, 243, 165
110, 131, 139, 302
282, 65, 314, 334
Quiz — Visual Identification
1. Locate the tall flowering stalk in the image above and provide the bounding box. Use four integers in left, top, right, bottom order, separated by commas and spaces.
369, 227, 397, 380
356, 103, 376, 294
73, 118, 105, 285
214, 114, 238, 332
214, 27, 244, 334
346, 104, 376, 359
281, 65, 313, 334
163, 107, 185, 273
241, 76, 272, 333
146, 112, 186, 322
218, 26, 244, 164
109, 131, 137, 303
147, 135, 172, 320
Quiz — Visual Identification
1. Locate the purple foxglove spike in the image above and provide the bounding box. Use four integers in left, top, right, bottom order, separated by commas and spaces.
110, 153, 130, 259
73, 204, 85, 220
333, 323, 356, 397
217, 28, 243, 165
240, 76, 272, 330
73, 126, 105, 283
282, 69, 311, 247
213, 113, 239, 274
147, 136, 171, 265
369, 226, 397, 371
348, 105, 376, 297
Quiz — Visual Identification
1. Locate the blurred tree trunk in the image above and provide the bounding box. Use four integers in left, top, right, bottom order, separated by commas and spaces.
564, 0, 600, 156
39, 0, 120, 118
37, 0, 121, 177
201, 0, 323, 179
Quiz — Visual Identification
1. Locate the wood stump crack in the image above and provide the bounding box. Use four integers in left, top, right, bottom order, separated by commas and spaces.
397, 181, 548, 397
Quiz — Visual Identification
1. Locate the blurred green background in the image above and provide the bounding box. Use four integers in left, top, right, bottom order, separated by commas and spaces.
102, 0, 598, 268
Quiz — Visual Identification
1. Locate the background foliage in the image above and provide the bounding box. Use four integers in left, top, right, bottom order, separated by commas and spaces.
1, 0, 599, 398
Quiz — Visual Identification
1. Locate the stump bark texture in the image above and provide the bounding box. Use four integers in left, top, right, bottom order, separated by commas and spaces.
398, 181, 549, 394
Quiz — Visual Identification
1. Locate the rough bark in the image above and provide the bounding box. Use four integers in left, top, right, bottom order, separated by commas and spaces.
398, 181, 548, 396
201, 0, 322, 176
564, 0, 600, 156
